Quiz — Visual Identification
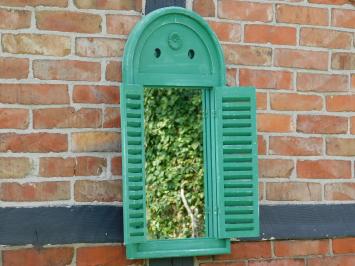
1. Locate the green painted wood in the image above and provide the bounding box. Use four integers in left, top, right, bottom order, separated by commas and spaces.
121, 84, 147, 244
215, 87, 259, 239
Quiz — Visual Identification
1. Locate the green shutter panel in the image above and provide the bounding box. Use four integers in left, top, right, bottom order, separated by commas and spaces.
215, 86, 259, 239
121, 84, 147, 244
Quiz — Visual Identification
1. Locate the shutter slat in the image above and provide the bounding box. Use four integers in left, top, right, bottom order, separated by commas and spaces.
122, 84, 147, 244
216, 86, 259, 239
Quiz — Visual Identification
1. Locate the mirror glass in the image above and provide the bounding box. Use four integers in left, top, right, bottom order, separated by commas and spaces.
144, 88, 205, 240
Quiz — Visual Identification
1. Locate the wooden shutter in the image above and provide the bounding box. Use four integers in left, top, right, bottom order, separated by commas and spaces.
121, 84, 147, 244
215, 86, 259, 239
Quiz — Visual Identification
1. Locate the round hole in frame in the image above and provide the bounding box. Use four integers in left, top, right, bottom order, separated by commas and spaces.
154, 48, 161, 58
188, 49, 195, 59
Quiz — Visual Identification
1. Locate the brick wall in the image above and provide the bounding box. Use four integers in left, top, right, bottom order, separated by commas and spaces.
0, 0, 354, 265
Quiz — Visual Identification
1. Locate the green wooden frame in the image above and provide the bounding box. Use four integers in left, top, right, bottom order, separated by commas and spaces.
121, 7, 259, 259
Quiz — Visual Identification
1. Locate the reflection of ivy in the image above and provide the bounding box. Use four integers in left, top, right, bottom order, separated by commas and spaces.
144, 88, 204, 239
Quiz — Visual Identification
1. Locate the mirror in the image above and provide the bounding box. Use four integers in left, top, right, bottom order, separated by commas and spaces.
144, 88, 205, 240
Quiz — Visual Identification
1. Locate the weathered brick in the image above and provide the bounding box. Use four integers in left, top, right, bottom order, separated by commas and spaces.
33, 60, 101, 81
106, 61, 122, 82
0, 108, 29, 129
271, 93, 323, 111
269, 136, 323, 156
297, 115, 348, 134
2, 34, 71, 56
240, 69, 292, 90
40, 157, 75, 177
326, 138, 355, 156
309, 0, 350, 4
249, 259, 305, 266
276, 5, 328, 25
259, 159, 294, 178
300, 28, 352, 49
201, 263, 244, 266
74, 0, 142, 11
107, 15, 140, 35
33, 108, 101, 129
258, 135, 267, 155
2, 247, 73, 266
0, 58, 28, 79
0, 84, 69, 104
72, 132, 120, 152
308, 255, 355, 266
111, 156, 122, 176
73, 85, 119, 104
257, 114, 293, 133
36, 11, 102, 33
75, 157, 106, 176
332, 9, 355, 29
266, 182, 321, 201
208, 21, 241, 43
245, 25, 296, 45
333, 237, 355, 254
218, 0, 273, 22
193, 0, 215, 17
0, 181, 70, 201
226, 68, 237, 86
325, 183, 355, 200
76, 38, 125, 57
0, 133, 67, 152
351, 116, 355, 134
0, 157, 31, 179
0, 8, 31, 29
275, 49, 328, 70
215, 241, 271, 260
326, 95, 355, 111
104, 108, 121, 128
0, 0, 68, 7
223, 44, 272, 66
274, 240, 329, 257
257, 92, 267, 110
76, 245, 143, 266
297, 160, 351, 179
331, 52, 355, 70
351, 74, 355, 89
297, 73, 348, 92
74, 180, 121, 202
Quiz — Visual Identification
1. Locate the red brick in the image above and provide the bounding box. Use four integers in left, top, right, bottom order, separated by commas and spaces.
201, 263, 245, 266
208, 21, 241, 43
309, 0, 350, 4
275, 49, 328, 70
36, 11, 102, 33
33, 108, 101, 129
215, 241, 271, 260
76, 157, 106, 176
258, 135, 267, 155
274, 240, 328, 257
331, 52, 355, 70
74, 179, 121, 202
351, 74, 355, 89
300, 28, 352, 49
269, 136, 323, 156
297, 160, 351, 179
73, 85, 119, 104
77, 245, 143, 266
0, 8, 31, 29
332, 9, 355, 29
111, 157, 122, 176
245, 25, 296, 45
308, 255, 355, 266
271, 93, 323, 111
106, 15, 140, 35
0, 108, 28, 129
326, 95, 355, 111
325, 183, 355, 200
240, 69, 292, 90
297, 115, 348, 134
106, 61, 122, 82
104, 107, 121, 128
2, 247, 73, 266
0, 84, 69, 104
218, 0, 273, 22
249, 259, 305, 266
193, 0, 215, 17
259, 159, 294, 178
40, 157, 75, 177
226, 68, 237, 86
326, 138, 355, 156
76, 37, 125, 57
0, 157, 31, 179
257, 92, 267, 110
0, 58, 28, 79
257, 114, 293, 133
33, 60, 101, 81
0, 133, 67, 152
72, 132, 120, 152
74, 0, 142, 11
351, 116, 355, 134
266, 182, 321, 201
276, 5, 328, 25
223, 44, 272, 66
333, 237, 355, 254
297, 73, 348, 92
0, 0, 67, 6
0, 181, 70, 201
